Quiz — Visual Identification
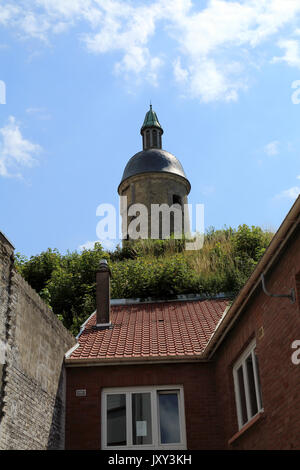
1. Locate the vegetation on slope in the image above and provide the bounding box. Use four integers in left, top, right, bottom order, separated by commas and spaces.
15, 225, 274, 335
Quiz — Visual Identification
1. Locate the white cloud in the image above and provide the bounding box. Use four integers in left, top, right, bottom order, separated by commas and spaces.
0, 116, 41, 178
35, 0, 98, 20
164, 0, 300, 101
184, 58, 243, 102
275, 174, 300, 200
26, 107, 51, 120
264, 140, 280, 156
114, 47, 163, 84
78, 240, 99, 251
18, 13, 51, 41
2, 1, 300, 100
275, 186, 300, 200
0, 4, 20, 25
78, 239, 117, 251
82, 1, 163, 83
80, 0, 300, 100
173, 57, 188, 84
272, 39, 300, 68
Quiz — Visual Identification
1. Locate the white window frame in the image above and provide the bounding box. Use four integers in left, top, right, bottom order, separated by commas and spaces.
101, 385, 187, 450
233, 339, 263, 430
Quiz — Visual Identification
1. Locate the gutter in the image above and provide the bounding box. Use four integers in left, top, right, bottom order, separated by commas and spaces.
205, 195, 300, 359
110, 292, 231, 306
64, 354, 210, 367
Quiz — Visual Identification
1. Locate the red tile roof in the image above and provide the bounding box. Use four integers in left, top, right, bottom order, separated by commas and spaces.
66, 299, 229, 363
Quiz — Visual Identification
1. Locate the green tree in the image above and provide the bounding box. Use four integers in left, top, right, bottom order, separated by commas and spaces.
233, 224, 272, 262
16, 248, 61, 294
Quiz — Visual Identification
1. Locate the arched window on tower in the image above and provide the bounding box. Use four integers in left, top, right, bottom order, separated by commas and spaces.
152, 130, 157, 147
173, 194, 182, 206
171, 195, 183, 237
146, 130, 150, 148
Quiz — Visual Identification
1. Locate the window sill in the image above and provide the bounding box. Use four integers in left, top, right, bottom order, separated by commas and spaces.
228, 410, 265, 446
103, 444, 187, 450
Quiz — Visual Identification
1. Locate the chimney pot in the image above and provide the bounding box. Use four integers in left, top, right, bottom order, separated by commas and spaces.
96, 259, 111, 326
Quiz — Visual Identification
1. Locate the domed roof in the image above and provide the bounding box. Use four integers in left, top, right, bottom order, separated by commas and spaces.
118, 148, 190, 193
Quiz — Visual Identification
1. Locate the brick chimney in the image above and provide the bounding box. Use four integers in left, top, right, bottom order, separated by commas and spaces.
96, 259, 111, 327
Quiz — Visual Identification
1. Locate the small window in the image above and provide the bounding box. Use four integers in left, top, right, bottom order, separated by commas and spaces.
102, 386, 186, 450
233, 340, 263, 430
152, 130, 157, 147
146, 130, 150, 148
173, 194, 182, 206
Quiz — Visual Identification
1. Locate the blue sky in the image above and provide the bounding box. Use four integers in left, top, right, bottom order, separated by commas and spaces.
0, 0, 300, 257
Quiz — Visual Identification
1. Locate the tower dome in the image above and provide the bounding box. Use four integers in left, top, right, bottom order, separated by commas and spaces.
118, 148, 190, 193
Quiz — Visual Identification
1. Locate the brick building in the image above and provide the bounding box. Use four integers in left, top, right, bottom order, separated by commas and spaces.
65, 196, 300, 450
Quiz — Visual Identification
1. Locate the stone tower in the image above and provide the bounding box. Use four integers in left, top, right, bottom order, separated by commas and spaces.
118, 105, 191, 241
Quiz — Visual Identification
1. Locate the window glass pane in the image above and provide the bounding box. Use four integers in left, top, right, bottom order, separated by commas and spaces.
107, 394, 126, 446
237, 366, 248, 425
132, 393, 152, 445
158, 392, 180, 444
246, 353, 258, 417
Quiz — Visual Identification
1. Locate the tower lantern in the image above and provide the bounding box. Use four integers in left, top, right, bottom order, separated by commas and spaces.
140, 104, 164, 150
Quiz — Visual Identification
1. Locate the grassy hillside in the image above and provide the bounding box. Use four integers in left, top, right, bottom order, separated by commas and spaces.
15, 225, 274, 335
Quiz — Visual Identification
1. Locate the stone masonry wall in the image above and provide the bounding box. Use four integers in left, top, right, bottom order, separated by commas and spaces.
0, 233, 75, 449
119, 172, 190, 240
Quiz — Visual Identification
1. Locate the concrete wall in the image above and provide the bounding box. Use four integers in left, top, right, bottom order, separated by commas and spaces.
0, 233, 75, 449
214, 225, 300, 449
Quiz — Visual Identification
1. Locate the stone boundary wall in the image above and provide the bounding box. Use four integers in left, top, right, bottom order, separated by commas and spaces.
0, 233, 75, 449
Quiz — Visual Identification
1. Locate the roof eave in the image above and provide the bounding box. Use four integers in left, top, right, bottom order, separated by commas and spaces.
64, 353, 209, 367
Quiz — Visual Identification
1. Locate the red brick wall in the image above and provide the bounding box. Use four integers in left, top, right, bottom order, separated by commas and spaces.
65, 361, 224, 450
214, 228, 300, 449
